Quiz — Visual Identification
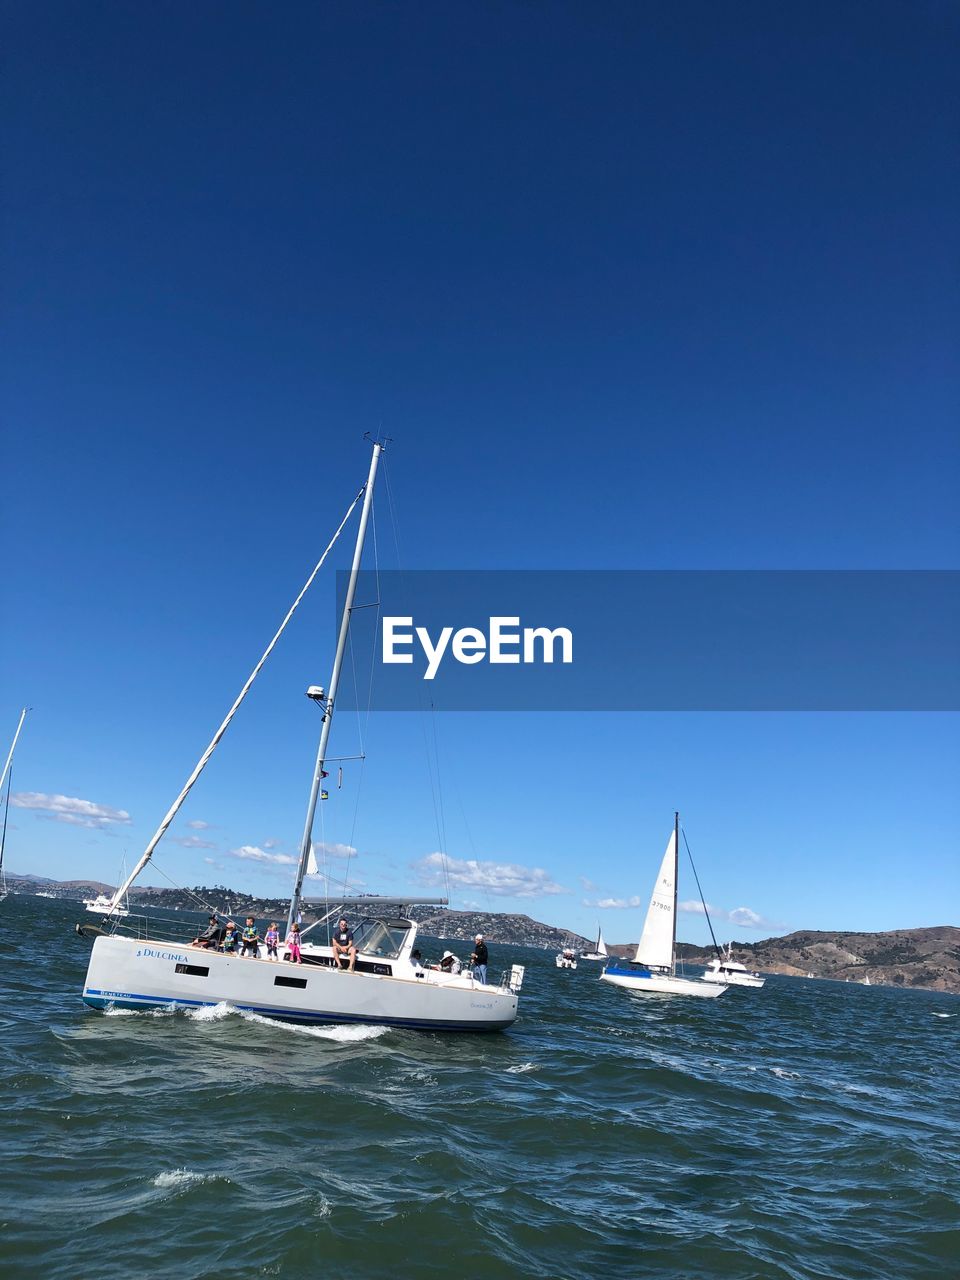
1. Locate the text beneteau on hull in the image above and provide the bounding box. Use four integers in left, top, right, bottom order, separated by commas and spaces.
78, 441, 524, 1032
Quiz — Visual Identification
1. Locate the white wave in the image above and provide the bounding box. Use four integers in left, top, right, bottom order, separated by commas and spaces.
152, 1168, 210, 1190
932, 1012, 957, 1019
505, 1062, 539, 1074
238, 1009, 389, 1042
770, 1067, 801, 1080
104, 1003, 177, 1018
187, 1001, 236, 1022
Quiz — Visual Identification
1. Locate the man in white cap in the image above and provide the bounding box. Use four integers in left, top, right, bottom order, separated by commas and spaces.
470, 934, 488, 984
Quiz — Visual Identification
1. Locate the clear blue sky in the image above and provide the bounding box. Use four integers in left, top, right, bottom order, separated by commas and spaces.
2, 2, 957, 943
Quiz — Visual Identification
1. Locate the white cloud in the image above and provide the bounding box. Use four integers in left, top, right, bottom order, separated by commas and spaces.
415, 852, 567, 899
172, 834, 217, 850
312, 841, 357, 860
12, 792, 132, 830
579, 875, 599, 892
678, 899, 714, 916
227, 845, 297, 867
263, 838, 280, 850
187, 819, 214, 830
728, 906, 764, 928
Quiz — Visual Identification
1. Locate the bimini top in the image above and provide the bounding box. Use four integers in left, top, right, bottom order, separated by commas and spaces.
302, 894, 448, 917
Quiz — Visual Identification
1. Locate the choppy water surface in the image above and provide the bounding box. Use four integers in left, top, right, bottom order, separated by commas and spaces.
1, 898, 957, 1279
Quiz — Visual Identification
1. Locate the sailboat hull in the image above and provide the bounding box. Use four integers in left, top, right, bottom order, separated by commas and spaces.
82, 935, 519, 1031
601, 966, 726, 998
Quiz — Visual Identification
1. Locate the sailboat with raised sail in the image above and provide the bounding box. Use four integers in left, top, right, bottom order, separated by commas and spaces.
77, 441, 523, 1031
580, 924, 608, 962
600, 813, 727, 998
0, 708, 28, 903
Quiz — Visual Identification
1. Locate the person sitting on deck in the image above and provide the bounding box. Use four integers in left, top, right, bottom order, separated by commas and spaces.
332, 917, 357, 972
241, 917, 260, 958
436, 950, 461, 975
193, 915, 224, 950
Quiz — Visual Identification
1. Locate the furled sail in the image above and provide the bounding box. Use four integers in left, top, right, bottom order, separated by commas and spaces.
633, 829, 676, 970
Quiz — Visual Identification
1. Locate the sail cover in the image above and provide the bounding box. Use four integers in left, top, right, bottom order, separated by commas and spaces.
633, 829, 676, 969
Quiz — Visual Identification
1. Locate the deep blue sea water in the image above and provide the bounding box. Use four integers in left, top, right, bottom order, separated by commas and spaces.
1, 896, 958, 1280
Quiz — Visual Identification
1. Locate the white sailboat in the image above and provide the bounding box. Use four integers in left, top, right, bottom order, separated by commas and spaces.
600, 813, 727, 998
580, 924, 608, 962
701, 941, 765, 989
0, 708, 28, 903
78, 441, 523, 1032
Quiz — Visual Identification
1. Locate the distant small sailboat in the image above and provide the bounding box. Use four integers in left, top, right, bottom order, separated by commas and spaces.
555, 948, 578, 969
580, 924, 608, 962
601, 813, 727, 999
0, 708, 29, 903
861, 974, 872, 986
702, 941, 765, 989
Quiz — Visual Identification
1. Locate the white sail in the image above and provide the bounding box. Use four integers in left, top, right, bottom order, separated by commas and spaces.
633, 829, 676, 969
306, 843, 319, 876
596, 926, 607, 957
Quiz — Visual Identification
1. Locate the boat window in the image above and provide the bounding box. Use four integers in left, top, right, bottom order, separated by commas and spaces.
350, 918, 410, 959
175, 963, 209, 977
275, 975, 308, 989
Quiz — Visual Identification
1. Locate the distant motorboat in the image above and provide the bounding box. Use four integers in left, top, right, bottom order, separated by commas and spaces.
702, 942, 765, 989
556, 948, 578, 970
580, 924, 608, 962
83, 892, 130, 918
35, 891, 58, 899
601, 813, 727, 999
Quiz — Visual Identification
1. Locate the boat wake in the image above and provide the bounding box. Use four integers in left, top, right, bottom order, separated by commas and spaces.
104, 1000, 390, 1042
237, 1008, 390, 1042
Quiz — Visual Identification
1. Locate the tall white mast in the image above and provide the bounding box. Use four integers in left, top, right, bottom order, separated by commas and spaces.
0, 708, 28, 795
287, 440, 383, 932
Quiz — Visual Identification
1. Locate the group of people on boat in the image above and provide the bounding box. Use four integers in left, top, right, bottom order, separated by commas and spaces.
190, 914, 360, 970
190, 915, 489, 981
410, 934, 488, 983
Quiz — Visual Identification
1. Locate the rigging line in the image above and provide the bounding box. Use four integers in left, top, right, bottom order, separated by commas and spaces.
680, 825, 722, 958
108, 485, 366, 913
149, 862, 223, 917
383, 455, 448, 901
430, 702, 452, 902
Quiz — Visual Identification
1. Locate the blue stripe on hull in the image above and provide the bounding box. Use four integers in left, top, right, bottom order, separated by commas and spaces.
82, 989, 514, 1032
603, 965, 653, 977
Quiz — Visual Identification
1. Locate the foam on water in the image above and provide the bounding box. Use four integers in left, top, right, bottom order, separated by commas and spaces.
504, 1062, 539, 1074
239, 1009, 389, 1041
152, 1169, 213, 1190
